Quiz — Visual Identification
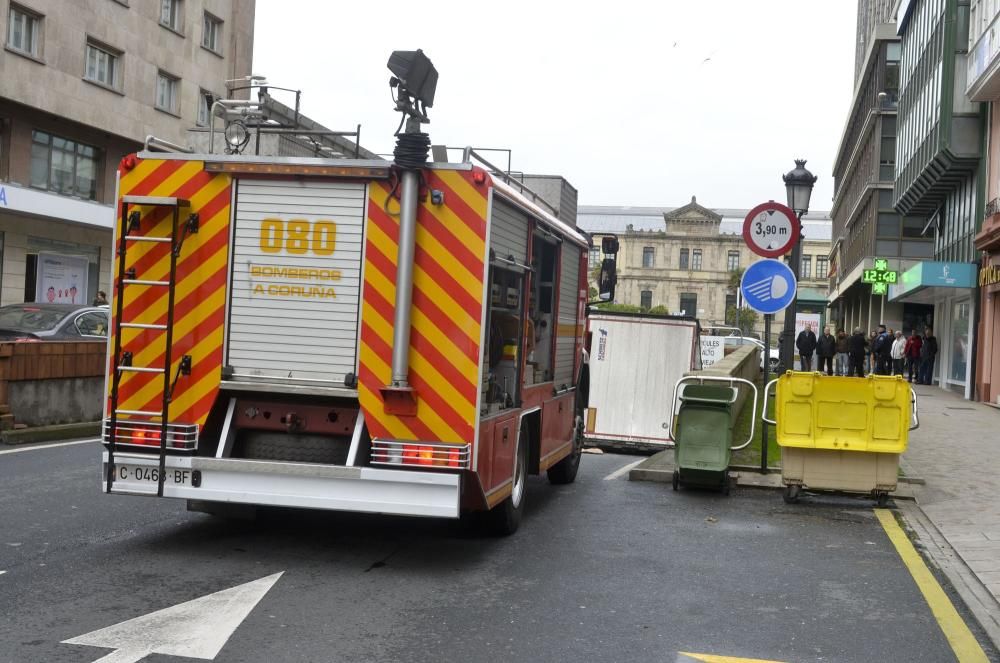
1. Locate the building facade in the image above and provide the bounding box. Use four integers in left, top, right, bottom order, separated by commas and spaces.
0, 0, 255, 305
828, 2, 936, 346
579, 199, 832, 336
888, 0, 983, 399
968, 0, 1000, 405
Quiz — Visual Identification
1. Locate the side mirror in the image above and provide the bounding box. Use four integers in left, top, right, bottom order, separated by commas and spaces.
601, 236, 619, 256
598, 258, 617, 302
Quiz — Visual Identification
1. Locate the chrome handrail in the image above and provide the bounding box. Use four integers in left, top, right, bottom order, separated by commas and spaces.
669, 375, 760, 451
761, 378, 779, 425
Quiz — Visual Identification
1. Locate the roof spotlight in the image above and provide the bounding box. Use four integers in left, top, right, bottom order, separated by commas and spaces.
387, 49, 438, 109
224, 119, 250, 153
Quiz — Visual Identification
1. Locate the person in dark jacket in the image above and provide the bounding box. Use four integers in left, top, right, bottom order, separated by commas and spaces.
835, 329, 849, 376
796, 324, 818, 371
920, 327, 939, 385
848, 327, 867, 377
816, 326, 836, 376
873, 324, 892, 375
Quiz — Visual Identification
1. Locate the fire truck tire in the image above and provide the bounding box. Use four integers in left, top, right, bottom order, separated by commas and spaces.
485, 422, 528, 536
547, 417, 583, 485
242, 432, 349, 465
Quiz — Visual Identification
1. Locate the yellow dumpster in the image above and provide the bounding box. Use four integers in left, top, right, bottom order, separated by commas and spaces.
762, 372, 918, 505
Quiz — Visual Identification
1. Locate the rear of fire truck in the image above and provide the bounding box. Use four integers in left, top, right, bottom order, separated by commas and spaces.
101, 50, 601, 534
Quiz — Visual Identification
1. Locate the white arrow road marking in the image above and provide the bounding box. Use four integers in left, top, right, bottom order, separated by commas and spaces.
63, 571, 283, 663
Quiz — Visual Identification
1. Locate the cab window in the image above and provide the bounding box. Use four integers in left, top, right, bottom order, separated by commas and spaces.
75, 312, 108, 337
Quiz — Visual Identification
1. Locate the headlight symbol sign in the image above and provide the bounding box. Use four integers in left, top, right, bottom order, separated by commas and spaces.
740, 259, 797, 315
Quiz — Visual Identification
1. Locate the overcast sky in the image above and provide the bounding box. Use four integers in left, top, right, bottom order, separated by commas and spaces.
253, 1, 855, 212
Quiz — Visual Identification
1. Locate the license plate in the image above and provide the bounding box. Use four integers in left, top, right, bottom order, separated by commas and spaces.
115, 464, 191, 486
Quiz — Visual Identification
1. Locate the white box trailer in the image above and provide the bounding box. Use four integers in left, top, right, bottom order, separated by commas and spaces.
583, 313, 702, 452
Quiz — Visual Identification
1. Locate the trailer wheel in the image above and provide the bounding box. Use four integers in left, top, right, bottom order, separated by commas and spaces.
783, 484, 801, 504
547, 416, 583, 485
241, 432, 349, 465
485, 422, 528, 536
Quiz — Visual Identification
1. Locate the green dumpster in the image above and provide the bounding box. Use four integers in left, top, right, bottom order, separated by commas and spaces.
669, 376, 759, 495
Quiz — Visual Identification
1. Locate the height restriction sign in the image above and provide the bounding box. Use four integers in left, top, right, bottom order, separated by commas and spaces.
742, 201, 800, 258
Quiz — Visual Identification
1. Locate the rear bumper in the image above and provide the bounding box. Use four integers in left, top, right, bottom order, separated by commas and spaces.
102, 452, 461, 518
583, 434, 672, 452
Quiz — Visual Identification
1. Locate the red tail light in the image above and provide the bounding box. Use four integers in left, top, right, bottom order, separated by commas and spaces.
132, 429, 161, 446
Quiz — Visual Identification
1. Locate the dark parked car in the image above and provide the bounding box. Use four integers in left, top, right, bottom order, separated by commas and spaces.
0, 303, 109, 341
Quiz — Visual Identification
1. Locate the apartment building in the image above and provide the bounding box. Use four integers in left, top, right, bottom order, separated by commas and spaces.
0, 0, 254, 305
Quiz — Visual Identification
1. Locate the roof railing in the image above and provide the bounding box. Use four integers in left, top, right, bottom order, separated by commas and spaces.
439, 146, 561, 219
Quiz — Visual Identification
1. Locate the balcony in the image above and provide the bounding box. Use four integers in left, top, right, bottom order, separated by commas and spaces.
968, 11, 1000, 101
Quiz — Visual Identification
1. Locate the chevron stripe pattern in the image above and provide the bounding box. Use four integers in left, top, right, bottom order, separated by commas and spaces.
110, 158, 232, 428
358, 169, 489, 444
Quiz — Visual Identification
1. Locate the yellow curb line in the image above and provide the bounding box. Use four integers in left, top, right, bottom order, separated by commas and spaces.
875, 509, 989, 662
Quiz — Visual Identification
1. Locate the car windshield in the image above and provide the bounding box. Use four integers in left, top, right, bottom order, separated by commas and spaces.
0, 307, 65, 332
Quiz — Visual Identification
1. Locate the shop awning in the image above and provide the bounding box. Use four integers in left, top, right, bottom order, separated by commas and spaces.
888, 261, 977, 304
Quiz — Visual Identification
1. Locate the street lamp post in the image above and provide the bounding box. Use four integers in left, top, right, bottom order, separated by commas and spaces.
778, 159, 817, 373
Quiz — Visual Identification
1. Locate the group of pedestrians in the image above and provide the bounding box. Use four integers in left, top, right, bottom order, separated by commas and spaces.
794, 322, 937, 382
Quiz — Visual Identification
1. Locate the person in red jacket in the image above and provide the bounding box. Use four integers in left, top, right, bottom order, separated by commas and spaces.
903, 331, 922, 383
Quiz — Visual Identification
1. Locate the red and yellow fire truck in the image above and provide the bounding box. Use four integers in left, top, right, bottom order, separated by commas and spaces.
102, 51, 616, 534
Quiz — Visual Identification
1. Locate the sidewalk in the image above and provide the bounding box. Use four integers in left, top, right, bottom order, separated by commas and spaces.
902, 383, 1000, 625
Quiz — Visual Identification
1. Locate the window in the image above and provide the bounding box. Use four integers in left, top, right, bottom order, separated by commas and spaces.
816, 256, 829, 279
679, 293, 697, 317
85, 41, 120, 89
160, 0, 182, 31
7, 4, 41, 57
75, 312, 108, 337
196, 89, 215, 126
679, 248, 689, 269
877, 212, 901, 238
725, 294, 737, 324
642, 246, 654, 268
691, 249, 702, 270
30, 130, 99, 200
202, 12, 222, 52
727, 250, 740, 271
902, 217, 925, 238
800, 256, 811, 279
156, 71, 179, 114
640, 290, 652, 309
588, 246, 601, 269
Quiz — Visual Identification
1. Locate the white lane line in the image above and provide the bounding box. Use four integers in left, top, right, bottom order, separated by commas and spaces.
603, 458, 646, 481
0, 570, 7, 576
0, 438, 100, 456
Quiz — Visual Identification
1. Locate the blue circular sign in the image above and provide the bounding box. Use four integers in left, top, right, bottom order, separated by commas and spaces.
740, 259, 797, 315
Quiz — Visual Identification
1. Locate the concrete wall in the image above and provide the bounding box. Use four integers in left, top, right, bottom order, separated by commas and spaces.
0, 341, 106, 427
9, 377, 103, 426
683, 344, 760, 424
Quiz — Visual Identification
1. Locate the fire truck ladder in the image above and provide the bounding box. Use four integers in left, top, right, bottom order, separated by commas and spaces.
106, 196, 198, 497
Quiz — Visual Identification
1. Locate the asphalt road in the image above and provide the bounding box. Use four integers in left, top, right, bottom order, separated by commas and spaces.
0, 440, 995, 663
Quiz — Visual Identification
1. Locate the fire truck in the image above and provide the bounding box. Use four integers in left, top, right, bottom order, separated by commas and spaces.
101, 50, 618, 534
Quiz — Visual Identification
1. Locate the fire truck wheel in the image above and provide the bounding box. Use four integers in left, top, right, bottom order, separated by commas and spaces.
547, 417, 583, 485
485, 422, 528, 536
242, 432, 349, 464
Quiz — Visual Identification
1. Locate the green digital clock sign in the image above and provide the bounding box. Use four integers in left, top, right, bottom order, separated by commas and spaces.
862, 258, 897, 295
